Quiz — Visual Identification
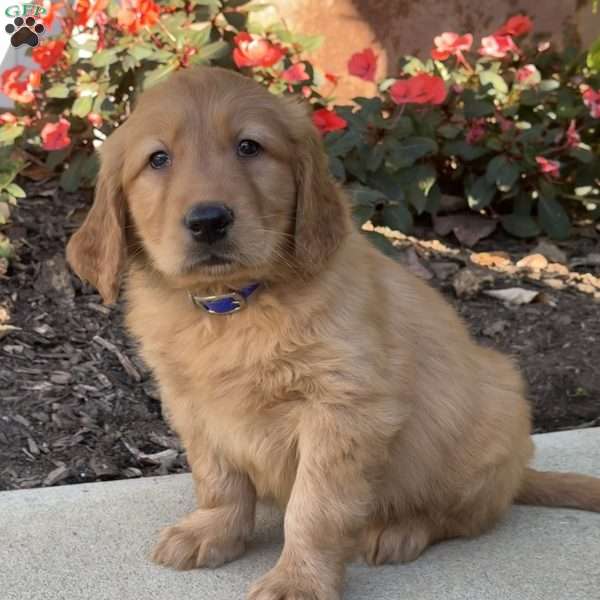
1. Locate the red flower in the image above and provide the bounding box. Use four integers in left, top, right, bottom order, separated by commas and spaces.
347, 48, 378, 82
1, 66, 38, 104
74, 0, 109, 27
281, 63, 310, 84
466, 118, 486, 144
312, 108, 347, 135
29, 70, 42, 88
389, 73, 447, 105
496, 15, 533, 37
41, 1, 64, 29
117, 0, 160, 34
41, 118, 71, 151
536, 156, 560, 178
515, 64, 540, 86
233, 33, 285, 69
479, 34, 519, 58
32, 40, 65, 71
431, 32, 473, 62
582, 87, 600, 119
87, 113, 103, 128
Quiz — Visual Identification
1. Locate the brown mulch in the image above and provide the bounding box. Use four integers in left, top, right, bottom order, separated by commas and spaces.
1, 183, 599, 491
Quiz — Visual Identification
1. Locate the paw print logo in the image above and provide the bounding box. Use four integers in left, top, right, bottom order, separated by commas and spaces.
5, 16, 45, 48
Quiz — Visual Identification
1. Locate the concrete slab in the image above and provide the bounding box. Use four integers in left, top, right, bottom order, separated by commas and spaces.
1, 429, 599, 600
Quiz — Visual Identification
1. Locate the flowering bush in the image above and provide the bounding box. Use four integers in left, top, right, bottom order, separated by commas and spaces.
332, 14, 600, 240
0, 1, 599, 244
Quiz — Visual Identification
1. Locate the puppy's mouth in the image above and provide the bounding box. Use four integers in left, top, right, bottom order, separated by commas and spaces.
182, 252, 237, 273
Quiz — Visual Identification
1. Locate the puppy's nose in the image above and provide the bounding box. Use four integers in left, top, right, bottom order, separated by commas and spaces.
184, 203, 234, 244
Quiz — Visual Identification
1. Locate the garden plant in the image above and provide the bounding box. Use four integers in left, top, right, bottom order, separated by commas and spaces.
1, 0, 599, 261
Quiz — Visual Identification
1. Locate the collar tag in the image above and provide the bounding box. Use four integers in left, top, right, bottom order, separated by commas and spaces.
188, 283, 260, 315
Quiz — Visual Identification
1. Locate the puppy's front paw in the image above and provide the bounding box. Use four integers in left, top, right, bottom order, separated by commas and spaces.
247, 566, 340, 600
152, 510, 246, 570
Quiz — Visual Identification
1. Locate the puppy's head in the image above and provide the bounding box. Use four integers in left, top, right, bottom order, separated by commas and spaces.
66, 67, 350, 303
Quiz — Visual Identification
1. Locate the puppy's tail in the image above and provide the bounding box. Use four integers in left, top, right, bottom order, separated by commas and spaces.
515, 468, 600, 512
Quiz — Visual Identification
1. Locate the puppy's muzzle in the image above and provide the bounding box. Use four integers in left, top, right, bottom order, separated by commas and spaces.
184, 203, 234, 245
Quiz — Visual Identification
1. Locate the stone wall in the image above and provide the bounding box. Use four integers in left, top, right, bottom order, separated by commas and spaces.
270, 0, 600, 99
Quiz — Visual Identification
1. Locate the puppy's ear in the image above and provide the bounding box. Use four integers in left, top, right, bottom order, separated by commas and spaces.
66, 131, 127, 304
294, 117, 351, 275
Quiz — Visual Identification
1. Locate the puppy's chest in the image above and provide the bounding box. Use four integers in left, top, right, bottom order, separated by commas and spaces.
150, 324, 313, 501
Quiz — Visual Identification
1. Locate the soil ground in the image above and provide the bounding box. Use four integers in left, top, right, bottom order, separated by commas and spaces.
1, 183, 599, 490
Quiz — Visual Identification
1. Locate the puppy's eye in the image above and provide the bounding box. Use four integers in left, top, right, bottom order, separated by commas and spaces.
149, 151, 171, 170
237, 139, 261, 158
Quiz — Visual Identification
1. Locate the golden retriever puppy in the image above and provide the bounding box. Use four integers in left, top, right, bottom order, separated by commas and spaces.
67, 66, 600, 600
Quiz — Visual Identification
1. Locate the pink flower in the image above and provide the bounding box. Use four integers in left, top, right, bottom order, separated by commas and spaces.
515, 64, 541, 87
281, 63, 310, 84
479, 34, 519, 59
87, 113, 103, 128
390, 73, 447, 105
466, 119, 486, 144
0, 112, 17, 125
496, 15, 533, 37
41, 118, 71, 151
565, 120, 580, 148
536, 156, 560, 178
0, 66, 38, 104
233, 33, 285, 69
347, 48, 378, 82
582, 88, 600, 119
312, 108, 347, 135
431, 32, 473, 68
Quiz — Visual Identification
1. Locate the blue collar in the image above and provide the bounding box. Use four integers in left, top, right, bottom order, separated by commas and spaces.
188, 283, 261, 315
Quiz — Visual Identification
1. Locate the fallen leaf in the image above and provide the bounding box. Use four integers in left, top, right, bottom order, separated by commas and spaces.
429, 261, 460, 280
516, 254, 548, 271
484, 287, 539, 305
452, 268, 494, 299
570, 253, 600, 269
482, 319, 510, 337
400, 247, 433, 280
532, 239, 567, 264
433, 214, 497, 247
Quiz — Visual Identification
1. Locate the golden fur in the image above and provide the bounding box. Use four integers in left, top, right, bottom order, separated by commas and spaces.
67, 67, 600, 600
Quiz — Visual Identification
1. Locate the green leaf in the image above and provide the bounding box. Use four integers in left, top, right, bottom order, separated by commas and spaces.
60, 154, 87, 192
91, 48, 122, 68
325, 130, 361, 157
486, 155, 520, 192
387, 137, 437, 169
568, 147, 595, 164
437, 124, 461, 139
190, 40, 230, 64
328, 156, 345, 180
538, 194, 570, 240
223, 10, 247, 30
347, 184, 385, 207
501, 214, 541, 238
0, 124, 24, 145
463, 90, 495, 119
366, 143, 385, 172
46, 84, 71, 98
479, 70, 508, 95
587, 36, 600, 72
72, 96, 93, 118
444, 140, 489, 161
467, 175, 496, 209
129, 45, 156, 61
4, 183, 25, 198
143, 63, 179, 90
380, 203, 413, 233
